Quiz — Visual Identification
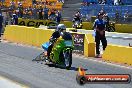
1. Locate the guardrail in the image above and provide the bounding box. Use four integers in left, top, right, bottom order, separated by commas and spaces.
102, 44, 132, 66
3, 25, 95, 57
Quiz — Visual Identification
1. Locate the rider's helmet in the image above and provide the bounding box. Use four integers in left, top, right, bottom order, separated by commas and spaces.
75, 13, 80, 17
56, 24, 66, 33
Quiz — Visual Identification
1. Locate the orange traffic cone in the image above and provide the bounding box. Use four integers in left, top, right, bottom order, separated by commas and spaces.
78, 67, 86, 76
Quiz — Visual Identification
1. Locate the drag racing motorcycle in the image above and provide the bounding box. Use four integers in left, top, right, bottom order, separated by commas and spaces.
33, 35, 74, 69
72, 21, 83, 29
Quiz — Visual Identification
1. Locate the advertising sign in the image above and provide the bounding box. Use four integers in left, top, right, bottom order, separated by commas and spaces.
72, 33, 84, 55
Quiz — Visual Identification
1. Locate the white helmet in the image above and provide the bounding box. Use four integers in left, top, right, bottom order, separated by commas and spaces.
56, 24, 66, 32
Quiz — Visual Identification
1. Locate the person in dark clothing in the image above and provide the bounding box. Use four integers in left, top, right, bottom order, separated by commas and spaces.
32, 4, 38, 19
115, 10, 120, 23
38, 5, 43, 19
27, 5, 33, 19
12, 14, 18, 25
103, 13, 110, 28
72, 12, 82, 23
33, 0, 36, 4
46, 24, 67, 60
9, 2, 15, 18
93, 12, 107, 58
18, 4, 23, 18
43, 5, 49, 20
24, 8, 29, 19
0, 13, 3, 41
56, 10, 61, 24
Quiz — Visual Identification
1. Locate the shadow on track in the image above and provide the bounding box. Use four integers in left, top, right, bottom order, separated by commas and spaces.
47, 64, 88, 71
32, 56, 88, 71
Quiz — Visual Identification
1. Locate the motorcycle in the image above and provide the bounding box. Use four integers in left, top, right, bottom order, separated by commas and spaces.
33, 35, 74, 69
72, 21, 83, 29
105, 22, 115, 32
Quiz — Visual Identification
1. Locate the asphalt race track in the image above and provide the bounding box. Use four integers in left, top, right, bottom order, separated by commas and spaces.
0, 42, 132, 88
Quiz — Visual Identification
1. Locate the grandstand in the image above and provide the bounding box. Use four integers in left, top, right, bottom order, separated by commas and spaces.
0, 0, 63, 9
80, 5, 132, 17
82, 0, 132, 5
0, 0, 131, 23
80, 0, 132, 23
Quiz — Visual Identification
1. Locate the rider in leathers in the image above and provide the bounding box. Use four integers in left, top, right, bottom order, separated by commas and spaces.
46, 24, 67, 59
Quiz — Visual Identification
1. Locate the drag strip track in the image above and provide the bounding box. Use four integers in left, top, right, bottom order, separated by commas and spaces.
0, 42, 132, 88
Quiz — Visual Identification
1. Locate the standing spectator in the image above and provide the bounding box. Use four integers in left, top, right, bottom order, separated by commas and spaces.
56, 10, 62, 24
9, 1, 15, 18
38, 5, 43, 19
124, 11, 129, 23
0, 13, 3, 41
24, 8, 29, 19
93, 13, 107, 58
72, 12, 82, 23
32, 4, 38, 19
76, 11, 81, 18
103, 13, 110, 28
8, 8, 12, 18
73, 11, 82, 21
28, 5, 33, 19
43, 5, 49, 20
10, 1, 15, 10
115, 10, 119, 23
18, 4, 23, 18
33, 0, 36, 4
19, 4, 23, 18
12, 14, 18, 25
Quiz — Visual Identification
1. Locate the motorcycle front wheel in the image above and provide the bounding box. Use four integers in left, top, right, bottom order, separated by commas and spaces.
63, 50, 72, 69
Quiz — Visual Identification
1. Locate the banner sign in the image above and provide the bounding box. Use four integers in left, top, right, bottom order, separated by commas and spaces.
71, 33, 84, 55
76, 67, 131, 85
18, 19, 57, 27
